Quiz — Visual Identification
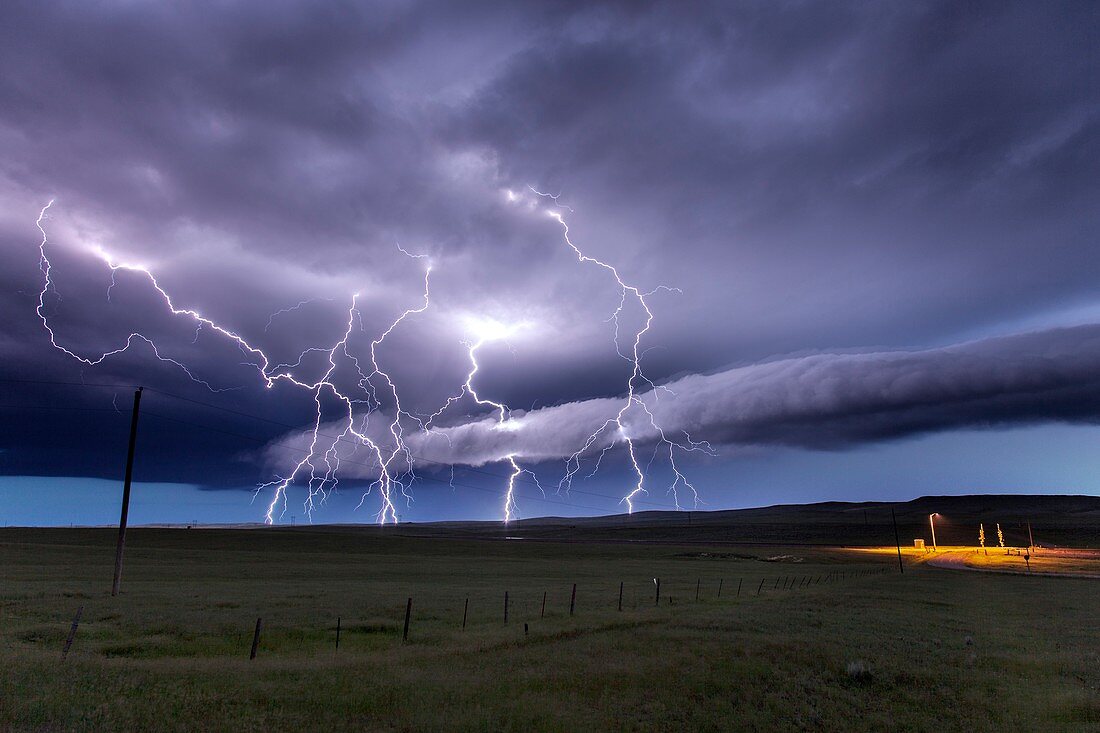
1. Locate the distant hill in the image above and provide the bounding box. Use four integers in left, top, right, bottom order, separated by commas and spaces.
397, 494, 1100, 548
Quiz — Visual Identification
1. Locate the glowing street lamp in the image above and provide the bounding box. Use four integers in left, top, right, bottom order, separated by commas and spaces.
929, 513, 939, 552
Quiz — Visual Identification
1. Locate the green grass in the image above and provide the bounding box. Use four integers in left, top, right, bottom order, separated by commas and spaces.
1, 527, 1097, 731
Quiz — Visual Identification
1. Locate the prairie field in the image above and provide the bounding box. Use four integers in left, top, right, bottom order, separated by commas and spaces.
1, 521, 1098, 732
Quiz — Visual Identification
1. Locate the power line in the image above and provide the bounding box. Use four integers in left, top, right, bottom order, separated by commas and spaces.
0, 404, 127, 415
0, 377, 140, 389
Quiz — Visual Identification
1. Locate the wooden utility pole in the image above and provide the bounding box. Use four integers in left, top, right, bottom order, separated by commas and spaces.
112, 387, 143, 597
891, 509, 904, 574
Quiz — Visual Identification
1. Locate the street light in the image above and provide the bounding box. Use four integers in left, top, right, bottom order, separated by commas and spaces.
929, 513, 939, 552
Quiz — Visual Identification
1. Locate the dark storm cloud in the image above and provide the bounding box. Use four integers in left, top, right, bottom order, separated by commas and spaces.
1, 1, 1098, 488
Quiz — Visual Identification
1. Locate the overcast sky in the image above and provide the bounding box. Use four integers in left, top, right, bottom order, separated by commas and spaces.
1, 1, 1098, 524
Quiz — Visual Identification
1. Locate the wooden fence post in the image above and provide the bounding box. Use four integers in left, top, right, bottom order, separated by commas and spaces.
60, 606, 83, 661
736, 578, 742, 597
462, 597, 469, 630
569, 584, 577, 616
335, 616, 341, 651
249, 617, 263, 660
695, 578, 700, 601
717, 579, 723, 599
403, 598, 412, 642
618, 581, 623, 612
541, 591, 546, 619
655, 578, 661, 606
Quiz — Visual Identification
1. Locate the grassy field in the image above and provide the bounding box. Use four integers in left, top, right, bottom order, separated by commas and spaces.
1, 525, 1098, 732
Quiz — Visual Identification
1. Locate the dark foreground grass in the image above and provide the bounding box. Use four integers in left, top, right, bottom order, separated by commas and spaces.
1, 527, 1097, 732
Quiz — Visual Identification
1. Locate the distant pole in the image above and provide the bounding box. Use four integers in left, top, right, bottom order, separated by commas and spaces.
891, 509, 904, 574
717, 579, 723, 599
736, 578, 742, 597
654, 578, 661, 606
1027, 521, 1035, 553
462, 598, 469, 630
335, 616, 341, 651
540, 591, 546, 619
695, 578, 700, 601
618, 581, 623, 612
928, 513, 939, 552
112, 386, 143, 597
757, 578, 765, 595
249, 617, 262, 660
504, 591, 509, 624
569, 583, 577, 616
403, 598, 412, 642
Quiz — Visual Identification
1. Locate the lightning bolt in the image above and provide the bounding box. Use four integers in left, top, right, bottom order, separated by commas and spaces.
35, 201, 437, 524
263, 296, 334, 332
421, 317, 541, 523
458, 334, 542, 524
523, 188, 713, 513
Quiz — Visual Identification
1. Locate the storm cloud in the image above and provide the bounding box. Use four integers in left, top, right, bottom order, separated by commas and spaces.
270, 324, 1100, 476
1, 1, 1098, 515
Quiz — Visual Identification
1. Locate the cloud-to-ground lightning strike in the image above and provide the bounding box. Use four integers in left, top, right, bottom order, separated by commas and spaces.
35, 191, 705, 522
522, 188, 713, 513
35, 201, 438, 524
426, 317, 542, 523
